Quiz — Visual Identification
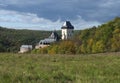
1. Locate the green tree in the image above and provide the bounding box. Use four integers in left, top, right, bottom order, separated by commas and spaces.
111, 28, 120, 51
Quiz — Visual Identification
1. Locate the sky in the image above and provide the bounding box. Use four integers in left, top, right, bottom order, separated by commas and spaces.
0, 0, 120, 30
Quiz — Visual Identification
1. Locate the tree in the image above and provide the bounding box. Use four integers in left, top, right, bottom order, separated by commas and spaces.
111, 28, 120, 51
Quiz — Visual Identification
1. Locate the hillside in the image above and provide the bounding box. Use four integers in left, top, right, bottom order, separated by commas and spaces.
0, 27, 51, 52
35, 17, 120, 54
76, 17, 120, 53
0, 17, 120, 53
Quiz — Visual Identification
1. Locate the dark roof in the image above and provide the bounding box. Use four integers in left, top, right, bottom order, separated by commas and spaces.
49, 31, 60, 41
39, 31, 60, 44
61, 21, 74, 29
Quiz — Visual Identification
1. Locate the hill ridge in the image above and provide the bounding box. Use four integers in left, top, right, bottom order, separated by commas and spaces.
0, 17, 120, 53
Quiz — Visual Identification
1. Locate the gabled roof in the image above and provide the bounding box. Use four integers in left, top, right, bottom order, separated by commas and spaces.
49, 31, 59, 39
39, 31, 60, 44
49, 31, 60, 41
61, 21, 74, 29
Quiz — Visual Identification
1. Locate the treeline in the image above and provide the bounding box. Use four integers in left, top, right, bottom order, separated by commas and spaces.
0, 27, 51, 52
33, 17, 120, 54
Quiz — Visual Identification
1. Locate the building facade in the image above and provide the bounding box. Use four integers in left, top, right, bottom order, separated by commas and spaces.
19, 45, 32, 53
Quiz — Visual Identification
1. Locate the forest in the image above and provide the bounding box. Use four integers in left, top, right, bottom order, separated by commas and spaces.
33, 17, 120, 54
0, 17, 120, 53
0, 27, 52, 52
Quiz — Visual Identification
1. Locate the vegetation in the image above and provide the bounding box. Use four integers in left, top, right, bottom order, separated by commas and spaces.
0, 27, 52, 52
0, 17, 120, 53
35, 17, 120, 54
0, 52, 119, 83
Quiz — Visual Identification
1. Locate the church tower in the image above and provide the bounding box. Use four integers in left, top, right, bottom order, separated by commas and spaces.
61, 21, 74, 40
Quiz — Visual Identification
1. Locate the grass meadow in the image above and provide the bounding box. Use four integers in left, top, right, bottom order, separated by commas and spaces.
0, 52, 120, 83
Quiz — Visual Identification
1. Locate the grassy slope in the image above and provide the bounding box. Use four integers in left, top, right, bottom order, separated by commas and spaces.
0, 53, 120, 83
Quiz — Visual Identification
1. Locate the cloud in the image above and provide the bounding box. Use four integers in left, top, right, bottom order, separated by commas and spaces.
0, 9, 62, 30
0, 3, 8, 7
0, 0, 119, 30
0, 0, 49, 6
71, 16, 100, 29
99, 0, 120, 8
0, 9, 100, 30
1, 0, 120, 23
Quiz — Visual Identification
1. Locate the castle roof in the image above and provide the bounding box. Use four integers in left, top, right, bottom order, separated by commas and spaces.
39, 31, 60, 45
61, 21, 74, 29
49, 31, 59, 40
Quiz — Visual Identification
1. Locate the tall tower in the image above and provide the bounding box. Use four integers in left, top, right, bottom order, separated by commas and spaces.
61, 21, 74, 40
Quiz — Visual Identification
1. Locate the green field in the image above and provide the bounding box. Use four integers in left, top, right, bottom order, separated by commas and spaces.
0, 52, 120, 83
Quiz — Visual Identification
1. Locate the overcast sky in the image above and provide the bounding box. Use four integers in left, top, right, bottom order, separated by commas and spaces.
0, 0, 120, 30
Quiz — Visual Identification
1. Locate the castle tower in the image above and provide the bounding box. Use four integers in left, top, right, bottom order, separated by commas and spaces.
61, 21, 74, 40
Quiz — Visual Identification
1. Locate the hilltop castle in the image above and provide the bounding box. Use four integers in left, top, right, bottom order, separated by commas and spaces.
19, 21, 74, 53
35, 21, 74, 49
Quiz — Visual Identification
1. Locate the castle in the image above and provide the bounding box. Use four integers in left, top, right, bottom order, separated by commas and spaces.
35, 21, 74, 49
19, 21, 74, 53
